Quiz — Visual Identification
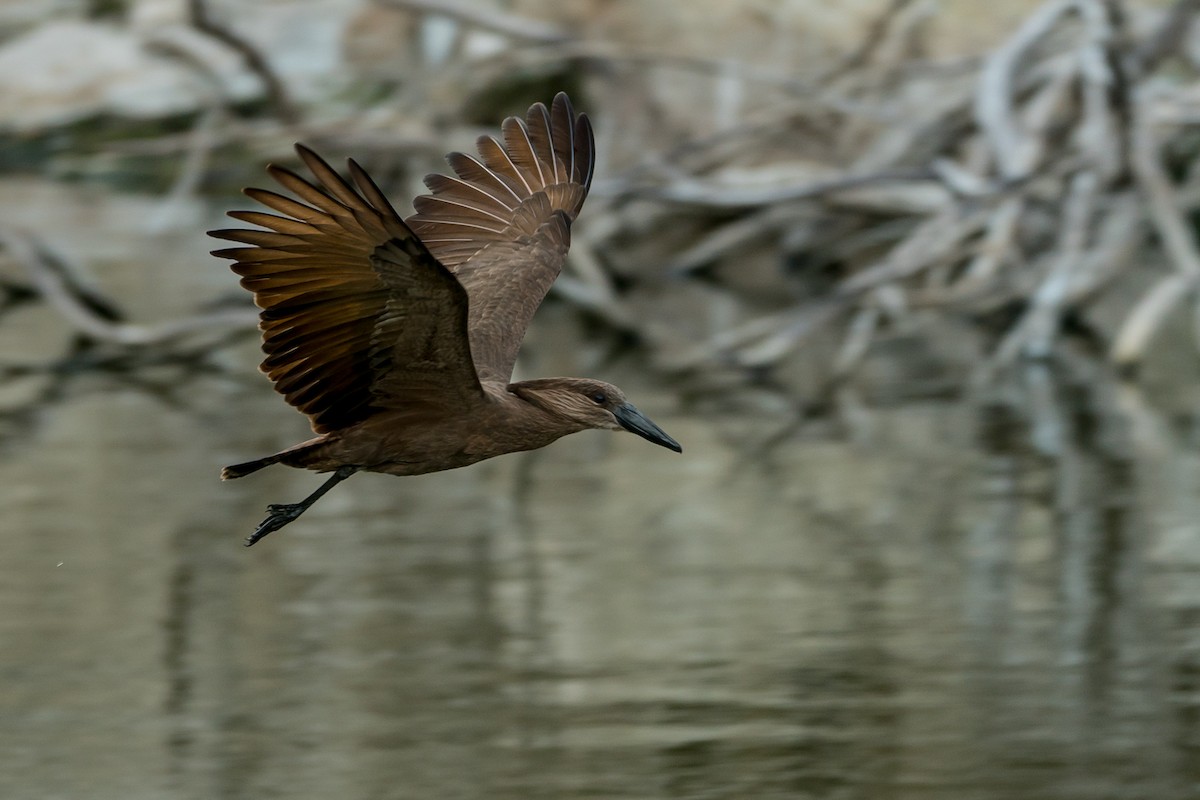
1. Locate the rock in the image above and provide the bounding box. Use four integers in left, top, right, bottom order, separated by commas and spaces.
0, 19, 259, 132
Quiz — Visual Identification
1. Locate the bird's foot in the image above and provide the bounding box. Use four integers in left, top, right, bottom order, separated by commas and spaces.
241, 466, 358, 548
245, 503, 306, 547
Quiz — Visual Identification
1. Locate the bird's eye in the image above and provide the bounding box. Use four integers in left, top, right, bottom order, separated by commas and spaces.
591, 392, 607, 405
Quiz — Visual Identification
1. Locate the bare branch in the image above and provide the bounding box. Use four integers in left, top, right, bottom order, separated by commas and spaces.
1111, 273, 1196, 368
187, 0, 298, 122
975, 0, 1077, 179
821, 0, 919, 83
1130, 0, 1200, 76
625, 168, 934, 209
375, 0, 568, 43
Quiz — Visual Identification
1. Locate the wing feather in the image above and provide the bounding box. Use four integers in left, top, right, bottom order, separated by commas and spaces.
446, 152, 525, 204
476, 136, 535, 195
502, 116, 545, 187
524, 102, 561, 184
211, 145, 483, 433
406, 92, 595, 383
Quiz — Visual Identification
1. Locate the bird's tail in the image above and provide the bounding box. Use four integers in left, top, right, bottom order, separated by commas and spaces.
221, 437, 327, 480
221, 455, 281, 480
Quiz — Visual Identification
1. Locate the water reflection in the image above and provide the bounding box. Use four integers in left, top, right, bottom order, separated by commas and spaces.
1, 184, 1199, 798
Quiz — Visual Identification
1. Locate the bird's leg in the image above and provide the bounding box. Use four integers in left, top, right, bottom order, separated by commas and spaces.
245, 465, 359, 547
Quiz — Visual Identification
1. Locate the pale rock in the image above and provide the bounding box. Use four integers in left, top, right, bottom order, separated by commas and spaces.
0, 19, 259, 131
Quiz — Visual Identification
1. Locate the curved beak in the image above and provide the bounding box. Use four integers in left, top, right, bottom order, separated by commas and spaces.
613, 403, 682, 453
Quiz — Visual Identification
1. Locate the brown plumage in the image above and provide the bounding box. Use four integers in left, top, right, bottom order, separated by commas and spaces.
212, 93, 681, 546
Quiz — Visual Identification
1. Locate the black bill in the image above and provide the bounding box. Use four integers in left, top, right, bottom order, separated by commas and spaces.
613, 403, 682, 453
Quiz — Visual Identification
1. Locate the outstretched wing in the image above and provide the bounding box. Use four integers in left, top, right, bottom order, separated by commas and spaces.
210, 145, 484, 434
406, 92, 596, 383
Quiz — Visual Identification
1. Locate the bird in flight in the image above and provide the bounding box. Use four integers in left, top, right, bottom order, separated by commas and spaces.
212, 93, 681, 546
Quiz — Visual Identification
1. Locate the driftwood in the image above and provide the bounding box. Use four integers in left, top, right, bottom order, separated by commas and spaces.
6, 0, 1200, 436
569, 0, 1200, 393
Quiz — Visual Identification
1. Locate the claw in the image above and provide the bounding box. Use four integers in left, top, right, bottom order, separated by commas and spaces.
245, 503, 304, 547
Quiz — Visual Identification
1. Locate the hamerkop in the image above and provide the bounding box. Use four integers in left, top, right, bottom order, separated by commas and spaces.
213, 93, 681, 546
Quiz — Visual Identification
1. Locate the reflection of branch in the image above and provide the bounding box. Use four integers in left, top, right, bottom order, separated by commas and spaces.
1, 229, 258, 347
187, 0, 298, 122
0, 229, 259, 445
376, 0, 568, 43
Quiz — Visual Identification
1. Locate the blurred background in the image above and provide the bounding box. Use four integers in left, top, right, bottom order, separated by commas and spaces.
3, 0, 1200, 797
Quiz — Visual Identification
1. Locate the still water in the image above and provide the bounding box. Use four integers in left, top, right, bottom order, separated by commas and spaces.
2, 180, 1199, 799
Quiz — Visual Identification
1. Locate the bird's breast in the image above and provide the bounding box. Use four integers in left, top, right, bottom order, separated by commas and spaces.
344, 398, 569, 477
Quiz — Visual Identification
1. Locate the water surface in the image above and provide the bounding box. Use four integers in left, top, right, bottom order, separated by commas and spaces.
2, 180, 1199, 799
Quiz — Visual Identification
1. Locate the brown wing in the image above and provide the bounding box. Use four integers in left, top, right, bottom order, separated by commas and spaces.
406, 92, 596, 383
210, 145, 483, 434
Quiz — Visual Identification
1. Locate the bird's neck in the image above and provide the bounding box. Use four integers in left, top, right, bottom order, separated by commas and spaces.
498, 382, 589, 445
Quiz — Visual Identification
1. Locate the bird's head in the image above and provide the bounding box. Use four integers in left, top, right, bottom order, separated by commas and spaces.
510, 378, 682, 453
